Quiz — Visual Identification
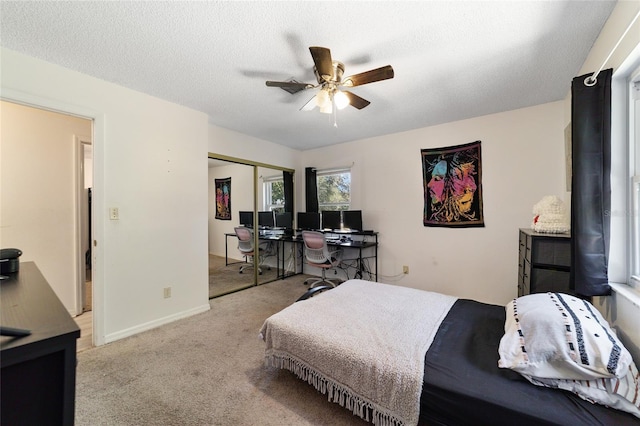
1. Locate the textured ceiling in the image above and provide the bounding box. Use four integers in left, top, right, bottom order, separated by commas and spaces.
0, 1, 616, 151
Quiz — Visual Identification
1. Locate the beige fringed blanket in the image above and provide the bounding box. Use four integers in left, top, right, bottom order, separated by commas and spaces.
259, 279, 457, 426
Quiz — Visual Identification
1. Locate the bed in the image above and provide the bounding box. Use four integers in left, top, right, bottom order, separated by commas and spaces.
259, 280, 640, 425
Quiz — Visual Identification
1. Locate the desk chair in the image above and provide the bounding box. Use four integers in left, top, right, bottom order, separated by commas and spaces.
234, 226, 265, 274
301, 230, 343, 288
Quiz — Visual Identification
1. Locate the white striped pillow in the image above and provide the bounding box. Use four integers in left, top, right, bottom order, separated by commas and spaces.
523, 362, 640, 419
498, 292, 633, 380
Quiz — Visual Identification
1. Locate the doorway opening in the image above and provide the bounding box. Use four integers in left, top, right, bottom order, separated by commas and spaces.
76, 139, 93, 352
0, 100, 94, 351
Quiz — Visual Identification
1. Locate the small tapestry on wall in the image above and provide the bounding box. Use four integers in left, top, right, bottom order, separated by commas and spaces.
421, 141, 484, 228
215, 177, 231, 220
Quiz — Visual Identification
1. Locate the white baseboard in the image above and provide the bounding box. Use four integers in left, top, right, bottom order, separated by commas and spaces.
104, 303, 211, 344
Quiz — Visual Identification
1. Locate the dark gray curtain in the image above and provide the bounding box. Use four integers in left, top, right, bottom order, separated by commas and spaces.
283, 171, 293, 214
570, 68, 612, 296
305, 167, 318, 213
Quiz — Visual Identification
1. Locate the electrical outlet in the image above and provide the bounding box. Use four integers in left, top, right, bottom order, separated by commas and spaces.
402, 265, 409, 274
109, 207, 119, 220
163, 287, 171, 298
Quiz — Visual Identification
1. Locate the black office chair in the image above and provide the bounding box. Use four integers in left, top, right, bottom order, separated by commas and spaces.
296, 285, 333, 301
301, 231, 343, 287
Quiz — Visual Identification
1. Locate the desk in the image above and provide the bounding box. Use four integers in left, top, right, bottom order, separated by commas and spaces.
255, 233, 296, 279
292, 230, 378, 281
225, 230, 379, 281
322, 232, 378, 281
256, 232, 379, 281
224, 232, 294, 279
1, 262, 81, 426
224, 233, 243, 266
329, 239, 378, 280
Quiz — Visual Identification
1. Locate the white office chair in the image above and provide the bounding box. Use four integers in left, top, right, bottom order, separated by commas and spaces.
234, 226, 264, 274
301, 230, 343, 288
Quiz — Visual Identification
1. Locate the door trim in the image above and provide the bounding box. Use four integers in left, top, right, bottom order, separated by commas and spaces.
1, 88, 106, 346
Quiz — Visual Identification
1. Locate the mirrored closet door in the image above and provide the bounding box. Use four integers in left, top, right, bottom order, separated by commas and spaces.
207, 155, 294, 297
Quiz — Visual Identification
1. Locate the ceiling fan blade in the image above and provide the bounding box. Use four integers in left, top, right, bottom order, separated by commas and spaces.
266, 80, 314, 94
342, 65, 394, 87
309, 46, 333, 81
343, 91, 371, 110
300, 94, 318, 111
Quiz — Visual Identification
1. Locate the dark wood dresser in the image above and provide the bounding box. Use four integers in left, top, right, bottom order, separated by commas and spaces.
518, 228, 572, 297
1, 262, 81, 425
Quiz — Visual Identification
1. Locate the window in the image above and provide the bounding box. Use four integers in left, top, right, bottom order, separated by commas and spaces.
630, 75, 640, 288
317, 168, 351, 211
610, 44, 640, 294
263, 176, 284, 213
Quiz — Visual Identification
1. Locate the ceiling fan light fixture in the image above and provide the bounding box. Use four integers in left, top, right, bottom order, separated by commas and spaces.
316, 89, 330, 107
316, 89, 333, 114
319, 102, 333, 114
334, 90, 349, 110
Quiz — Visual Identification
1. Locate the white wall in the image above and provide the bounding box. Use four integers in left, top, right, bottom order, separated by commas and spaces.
84, 144, 93, 188
208, 125, 302, 208
301, 102, 565, 305
1, 101, 91, 314
208, 125, 299, 169
208, 162, 253, 259
1, 47, 210, 345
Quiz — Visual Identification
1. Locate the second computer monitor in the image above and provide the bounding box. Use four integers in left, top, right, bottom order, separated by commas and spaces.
342, 210, 363, 232
297, 212, 320, 230
275, 212, 293, 229
258, 211, 275, 228
321, 211, 341, 230
239, 211, 253, 227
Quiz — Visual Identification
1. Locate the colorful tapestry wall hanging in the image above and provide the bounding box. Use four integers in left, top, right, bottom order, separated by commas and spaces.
421, 141, 484, 228
215, 177, 231, 220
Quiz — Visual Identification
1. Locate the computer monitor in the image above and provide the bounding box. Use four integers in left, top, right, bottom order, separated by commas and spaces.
275, 212, 293, 229
258, 211, 275, 228
321, 210, 341, 230
342, 210, 363, 232
239, 211, 253, 227
297, 212, 320, 230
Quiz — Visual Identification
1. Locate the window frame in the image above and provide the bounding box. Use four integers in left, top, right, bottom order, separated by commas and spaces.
608, 39, 640, 295
263, 175, 284, 213
626, 67, 640, 290
632, 176, 640, 287
316, 167, 352, 211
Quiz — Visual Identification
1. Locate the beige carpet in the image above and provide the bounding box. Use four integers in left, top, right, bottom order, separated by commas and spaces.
75, 275, 367, 425
209, 254, 283, 299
